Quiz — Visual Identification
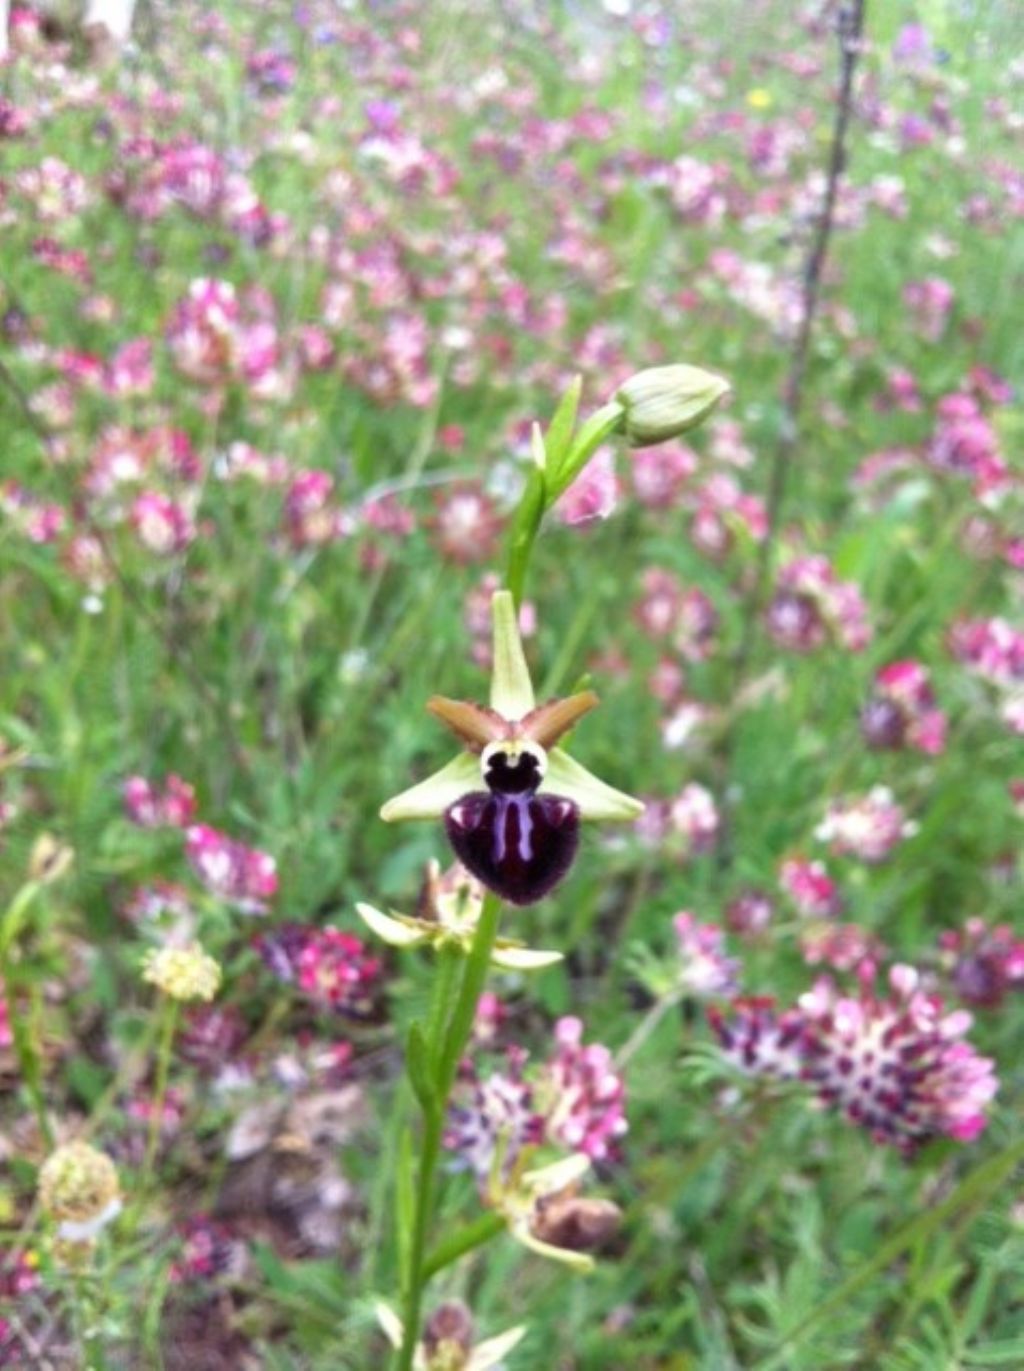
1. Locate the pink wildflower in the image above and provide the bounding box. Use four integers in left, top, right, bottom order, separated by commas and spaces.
123, 775, 197, 829
257, 926, 380, 1017
665, 784, 720, 858
296, 929, 381, 1016
708, 998, 807, 1081
799, 965, 998, 1152
629, 441, 696, 507
949, 617, 1024, 687
185, 825, 278, 913
903, 277, 955, 342
554, 448, 621, 526
815, 787, 916, 864
767, 556, 871, 652
170, 1216, 243, 1284
445, 1049, 543, 1181
862, 661, 946, 754
166, 278, 240, 385
131, 491, 197, 555
779, 858, 842, 919
800, 922, 886, 974
178, 1004, 249, 1073
0, 977, 12, 1052
431, 483, 503, 563
284, 471, 345, 548
726, 889, 775, 937
672, 913, 740, 998
538, 1017, 628, 1162
938, 918, 1024, 1009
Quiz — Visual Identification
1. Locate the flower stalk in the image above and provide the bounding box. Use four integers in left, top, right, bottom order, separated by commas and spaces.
143, 998, 180, 1185
395, 891, 503, 1371
380, 367, 723, 1366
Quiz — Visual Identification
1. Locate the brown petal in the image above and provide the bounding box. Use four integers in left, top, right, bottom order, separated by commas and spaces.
426, 697, 509, 750
519, 691, 600, 748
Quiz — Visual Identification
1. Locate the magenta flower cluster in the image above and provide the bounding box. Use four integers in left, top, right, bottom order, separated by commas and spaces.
711, 963, 998, 1153
446, 1018, 627, 1181
257, 925, 381, 1018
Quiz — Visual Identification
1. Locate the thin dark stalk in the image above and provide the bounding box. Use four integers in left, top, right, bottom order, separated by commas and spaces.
717, 0, 867, 874
732, 0, 867, 685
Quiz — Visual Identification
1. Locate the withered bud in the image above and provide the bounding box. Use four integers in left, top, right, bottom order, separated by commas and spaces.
531, 1193, 623, 1254
423, 1300, 475, 1356
416, 859, 445, 923
29, 834, 74, 885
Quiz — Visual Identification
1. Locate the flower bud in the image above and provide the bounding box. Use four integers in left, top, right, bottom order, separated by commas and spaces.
423, 1301, 474, 1364
615, 364, 730, 447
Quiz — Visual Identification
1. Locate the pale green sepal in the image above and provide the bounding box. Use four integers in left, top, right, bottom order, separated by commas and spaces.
469, 1326, 528, 1370
380, 752, 480, 822
543, 748, 644, 822
491, 944, 563, 971
530, 421, 547, 472
489, 590, 536, 720
522, 1151, 591, 1195
516, 1227, 595, 1273
355, 903, 426, 947
374, 1302, 404, 1350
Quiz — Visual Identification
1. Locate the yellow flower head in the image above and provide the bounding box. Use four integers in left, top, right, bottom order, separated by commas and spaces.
142, 942, 222, 1002
746, 88, 773, 110
38, 1142, 121, 1240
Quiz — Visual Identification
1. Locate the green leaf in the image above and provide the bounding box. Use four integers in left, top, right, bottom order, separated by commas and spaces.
504, 467, 548, 607
965, 1341, 1024, 1367
404, 1022, 435, 1111
548, 400, 624, 503
544, 375, 583, 477
65, 1056, 112, 1109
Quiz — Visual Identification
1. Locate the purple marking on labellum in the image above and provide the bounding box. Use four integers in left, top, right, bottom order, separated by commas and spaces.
443, 749, 580, 906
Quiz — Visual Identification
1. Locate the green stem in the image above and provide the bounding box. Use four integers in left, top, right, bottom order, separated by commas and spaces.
436, 894, 502, 1093
545, 401, 623, 502
504, 467, 547, 610
394, 893, 503, 1371
614, 989, 683, 1070
427, 947, 460, 1074
504, 400, 625, 609
142, 999, 180, 1186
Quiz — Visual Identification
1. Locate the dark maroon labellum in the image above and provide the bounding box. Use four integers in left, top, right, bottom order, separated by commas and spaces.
444, 749, 579, 906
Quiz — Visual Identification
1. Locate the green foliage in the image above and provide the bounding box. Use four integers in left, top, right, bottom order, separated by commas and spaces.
0, 0, 1022, 1367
